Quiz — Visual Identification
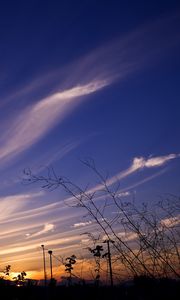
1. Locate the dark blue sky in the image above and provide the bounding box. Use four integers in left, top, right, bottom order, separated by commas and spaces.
0, 0, 180, 278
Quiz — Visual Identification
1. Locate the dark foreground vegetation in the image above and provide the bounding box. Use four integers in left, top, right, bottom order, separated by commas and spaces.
0, 278, 179, 300
24, 164, 180, 281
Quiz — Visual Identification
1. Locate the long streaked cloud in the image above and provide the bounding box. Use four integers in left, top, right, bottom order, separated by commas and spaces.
30, 136, 94, 175
0, 223, 90, 256
35, 140, 82, 170
0, 222, 55, 239
106, 154, 180, 187
115, 168, 167, 194
101, 231, 138, 243
72, 221, 92, 228
0, 154, 179, 264
0, 154, 173, 226
118, 231, 138, 242
0, 236, 79, 256
0, 191, 43, 221
0, 80, 109, 164
26, 223, 55, 239
0, 195, 76, 227
160, 215, 180, 228
0, 154, 177, 251
0, 14, 179, 165
1, 154, 173, 219
88, 154, 180, 194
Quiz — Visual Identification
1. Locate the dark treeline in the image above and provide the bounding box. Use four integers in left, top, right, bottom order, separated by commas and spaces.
0, 278, 180, 300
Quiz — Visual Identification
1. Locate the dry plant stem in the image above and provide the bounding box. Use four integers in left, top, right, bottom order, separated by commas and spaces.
23, 165, 180, 279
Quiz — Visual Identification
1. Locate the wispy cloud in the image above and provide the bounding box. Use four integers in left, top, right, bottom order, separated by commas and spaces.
0, 14, 179, 165
26, 139, 83, 175
106, 154, 179, 187
0, 225, 87, 256
118, 191, 131, 197
102, 231, 138, 242
118, 231, 138, 242
72, 221, 92, 228
116, 168, 167, 194
0, 192, 43, 221
160, 215, 180, 228
88, 154, 180, 194
0, 80, 109, 164
26, 223, 55, 238
2, 155, 173, 227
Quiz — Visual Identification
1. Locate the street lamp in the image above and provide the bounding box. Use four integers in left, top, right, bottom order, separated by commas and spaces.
48, 250, 53, 280
41, 245, 47, 286
103, 239, 114, 287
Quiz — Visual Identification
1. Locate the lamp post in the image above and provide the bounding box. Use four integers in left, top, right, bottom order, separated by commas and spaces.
103, 239, 114, 287
41, 245, 47, 286
48, 250, 53, 280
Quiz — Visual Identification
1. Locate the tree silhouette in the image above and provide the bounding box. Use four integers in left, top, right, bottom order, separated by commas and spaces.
13, 271, 27, 286
65, 255, 76, 286
88, 245, 104, 286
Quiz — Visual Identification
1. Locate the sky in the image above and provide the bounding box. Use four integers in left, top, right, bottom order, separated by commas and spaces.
0, 0, 180, 282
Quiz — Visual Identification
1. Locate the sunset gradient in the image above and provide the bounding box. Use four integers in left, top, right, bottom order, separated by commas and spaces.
0, 1, 180, 283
